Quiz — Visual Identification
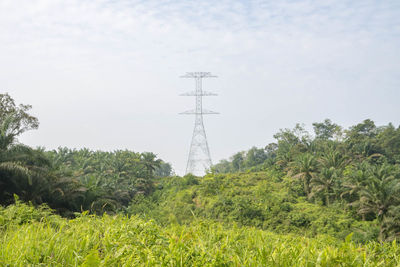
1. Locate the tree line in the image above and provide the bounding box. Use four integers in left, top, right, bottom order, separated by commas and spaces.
0, 93, 171, 216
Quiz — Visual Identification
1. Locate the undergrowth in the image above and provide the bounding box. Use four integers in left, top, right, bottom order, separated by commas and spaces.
0, 202, 399, 266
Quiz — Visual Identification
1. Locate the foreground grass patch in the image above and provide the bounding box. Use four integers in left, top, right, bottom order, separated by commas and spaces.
0, 204, 399, 266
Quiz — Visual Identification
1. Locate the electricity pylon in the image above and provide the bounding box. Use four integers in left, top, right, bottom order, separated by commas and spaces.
180, 72, 218, 175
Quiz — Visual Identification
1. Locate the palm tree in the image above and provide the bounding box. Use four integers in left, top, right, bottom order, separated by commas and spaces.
354, 164, 400, 241
0, 114, 38, 203
276, 152, 293, 171
341, 161, 369, 203
0, 94, 44, 204
319, 150, 348, 170
48, 176, 87, 216
289, 153, 318, 197
381, 205, 400, 241
310, 167, 337, 205
141, 152, 161, 178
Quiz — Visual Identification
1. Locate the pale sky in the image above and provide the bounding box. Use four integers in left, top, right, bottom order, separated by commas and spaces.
1, 0, 399, 175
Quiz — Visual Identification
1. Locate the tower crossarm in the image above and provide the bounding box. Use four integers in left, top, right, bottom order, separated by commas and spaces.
180, 91, 218, 96
179, 109, 219, 115
180, 72, 217, 78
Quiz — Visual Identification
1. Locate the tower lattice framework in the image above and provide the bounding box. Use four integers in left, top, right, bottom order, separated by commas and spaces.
180, 72, 218, 175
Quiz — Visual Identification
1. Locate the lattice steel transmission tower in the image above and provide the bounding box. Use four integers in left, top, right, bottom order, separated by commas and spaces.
180, 72, 218, 175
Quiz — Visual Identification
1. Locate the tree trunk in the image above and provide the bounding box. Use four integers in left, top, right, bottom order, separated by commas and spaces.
379, 222, 384, 242
304, 177, 310, 197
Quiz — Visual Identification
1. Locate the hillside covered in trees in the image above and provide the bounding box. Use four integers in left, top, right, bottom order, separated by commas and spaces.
207, 119, 400, 241
1, 93, 400, 265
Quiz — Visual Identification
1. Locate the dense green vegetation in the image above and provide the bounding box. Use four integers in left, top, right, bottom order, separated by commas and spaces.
1, 93, 400, 265
1, 201, 400, 266
128, 173, 375, 242
0, 93, 171, 216
209, 119, 400, 241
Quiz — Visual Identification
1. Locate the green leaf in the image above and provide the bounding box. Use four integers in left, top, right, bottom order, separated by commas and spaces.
81, 250, 101, 267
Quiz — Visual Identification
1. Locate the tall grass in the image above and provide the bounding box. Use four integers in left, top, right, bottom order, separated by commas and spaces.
0, 202, 399, 266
